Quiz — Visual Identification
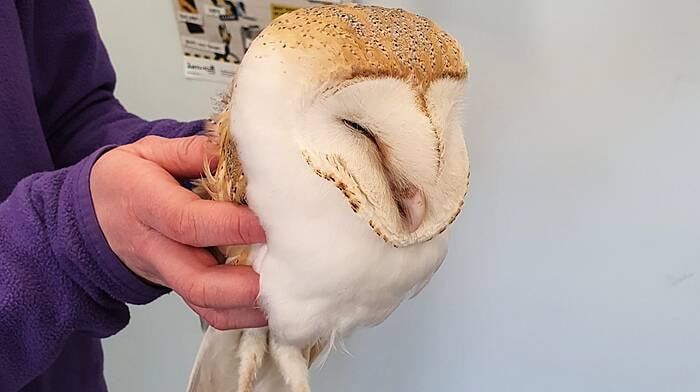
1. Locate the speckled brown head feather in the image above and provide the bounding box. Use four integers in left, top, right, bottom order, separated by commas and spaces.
253, 4, 467, 94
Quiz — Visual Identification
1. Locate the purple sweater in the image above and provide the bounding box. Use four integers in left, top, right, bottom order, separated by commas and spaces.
0, 1, 203, 391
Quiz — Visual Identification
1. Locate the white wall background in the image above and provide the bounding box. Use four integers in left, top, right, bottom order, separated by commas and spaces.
92, 1, 700, 391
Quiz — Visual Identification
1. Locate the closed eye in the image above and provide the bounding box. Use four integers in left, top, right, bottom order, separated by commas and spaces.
342, 119, 373, 138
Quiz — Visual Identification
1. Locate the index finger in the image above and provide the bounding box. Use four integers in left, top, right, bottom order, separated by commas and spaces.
130, 162, 266, 247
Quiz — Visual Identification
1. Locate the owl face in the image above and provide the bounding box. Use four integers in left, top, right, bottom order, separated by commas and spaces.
296, 77, 469, 247
230, 5, 469, 248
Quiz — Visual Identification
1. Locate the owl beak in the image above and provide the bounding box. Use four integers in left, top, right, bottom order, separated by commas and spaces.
399, 188, 426, 233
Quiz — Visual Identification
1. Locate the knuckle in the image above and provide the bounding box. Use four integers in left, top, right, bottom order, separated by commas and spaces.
241, 280, 259, 304
185, 277, 208, 308
225, 319, 241, 331
175, 136, 203, 167
235, 215, 252, 244
131, 135, 165, 159
173, 209, 198, 244
139, 135, 164, 146
134, 226, 159, 258
180, 136, 200, 156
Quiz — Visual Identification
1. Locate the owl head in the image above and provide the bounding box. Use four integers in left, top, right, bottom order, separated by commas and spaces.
229, 4, 470, 248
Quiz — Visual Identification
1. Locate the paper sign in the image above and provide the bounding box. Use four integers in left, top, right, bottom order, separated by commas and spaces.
172, 0, 352, 83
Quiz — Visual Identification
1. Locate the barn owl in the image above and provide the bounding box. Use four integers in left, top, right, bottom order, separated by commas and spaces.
187, 4, 470, 392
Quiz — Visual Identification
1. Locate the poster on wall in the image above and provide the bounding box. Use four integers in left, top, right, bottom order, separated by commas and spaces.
172, 0, 351, 83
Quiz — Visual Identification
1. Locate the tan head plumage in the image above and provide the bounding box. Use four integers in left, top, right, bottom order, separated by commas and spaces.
252, 4, 467, 93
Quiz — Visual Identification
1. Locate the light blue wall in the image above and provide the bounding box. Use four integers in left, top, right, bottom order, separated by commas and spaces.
93, 1, 700, 391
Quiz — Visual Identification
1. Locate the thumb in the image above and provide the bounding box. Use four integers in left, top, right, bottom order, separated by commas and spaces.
126, 135, 218, 179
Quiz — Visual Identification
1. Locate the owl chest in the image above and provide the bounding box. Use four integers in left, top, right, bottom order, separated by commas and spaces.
256, 207, 446, 344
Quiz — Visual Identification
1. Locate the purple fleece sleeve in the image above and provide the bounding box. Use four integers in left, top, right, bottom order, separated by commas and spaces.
21, 0, 205, 168
0, 1, 211, 389
0, 147, 168, 390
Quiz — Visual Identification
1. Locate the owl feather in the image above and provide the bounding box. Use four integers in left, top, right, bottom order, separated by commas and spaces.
190, 90, 325, 392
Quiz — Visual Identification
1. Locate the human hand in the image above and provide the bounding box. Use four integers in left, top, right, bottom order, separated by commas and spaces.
90, 135, 266, 330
